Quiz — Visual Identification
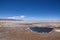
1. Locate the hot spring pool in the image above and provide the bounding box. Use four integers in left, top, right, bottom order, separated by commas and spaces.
30, 27, 53, 33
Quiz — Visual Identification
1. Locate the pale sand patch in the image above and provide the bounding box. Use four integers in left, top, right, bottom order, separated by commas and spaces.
54, 29, 60, 32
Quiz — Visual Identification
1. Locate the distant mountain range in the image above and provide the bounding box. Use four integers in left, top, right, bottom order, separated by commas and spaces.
0, 19, 23, 21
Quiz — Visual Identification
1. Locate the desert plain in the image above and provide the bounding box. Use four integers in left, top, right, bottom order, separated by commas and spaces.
0, 20, 60, 40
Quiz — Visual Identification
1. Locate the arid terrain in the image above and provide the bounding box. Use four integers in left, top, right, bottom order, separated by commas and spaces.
0, 27, 60, 40
0, 20, 60, 40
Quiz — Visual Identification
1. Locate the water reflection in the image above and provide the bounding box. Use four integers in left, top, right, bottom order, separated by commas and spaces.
30, 27, 53, 33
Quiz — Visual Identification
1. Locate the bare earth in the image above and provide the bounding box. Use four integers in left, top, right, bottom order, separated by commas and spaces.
0, 27, 60, 40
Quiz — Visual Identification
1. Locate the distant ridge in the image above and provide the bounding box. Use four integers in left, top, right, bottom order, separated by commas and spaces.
0, 19, 23, 21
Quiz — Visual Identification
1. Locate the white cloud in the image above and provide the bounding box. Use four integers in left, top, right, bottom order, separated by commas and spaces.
7, 17, 16, 19
6, 15, 25, 19
2, 16, 38, 20
20, 16, 25, 19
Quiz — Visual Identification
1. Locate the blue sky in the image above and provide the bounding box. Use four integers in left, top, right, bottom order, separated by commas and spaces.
0, 0, 60, 20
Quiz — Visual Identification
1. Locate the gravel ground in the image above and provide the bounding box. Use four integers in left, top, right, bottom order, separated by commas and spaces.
0, 27, 60, 40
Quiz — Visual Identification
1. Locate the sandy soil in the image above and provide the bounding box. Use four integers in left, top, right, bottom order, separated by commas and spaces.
0, 27, 60, 40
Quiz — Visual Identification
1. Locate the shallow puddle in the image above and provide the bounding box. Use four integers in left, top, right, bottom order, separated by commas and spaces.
30, 27, 53, 33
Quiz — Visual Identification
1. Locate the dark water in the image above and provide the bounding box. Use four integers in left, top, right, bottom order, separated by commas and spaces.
30, 27, 53, 33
